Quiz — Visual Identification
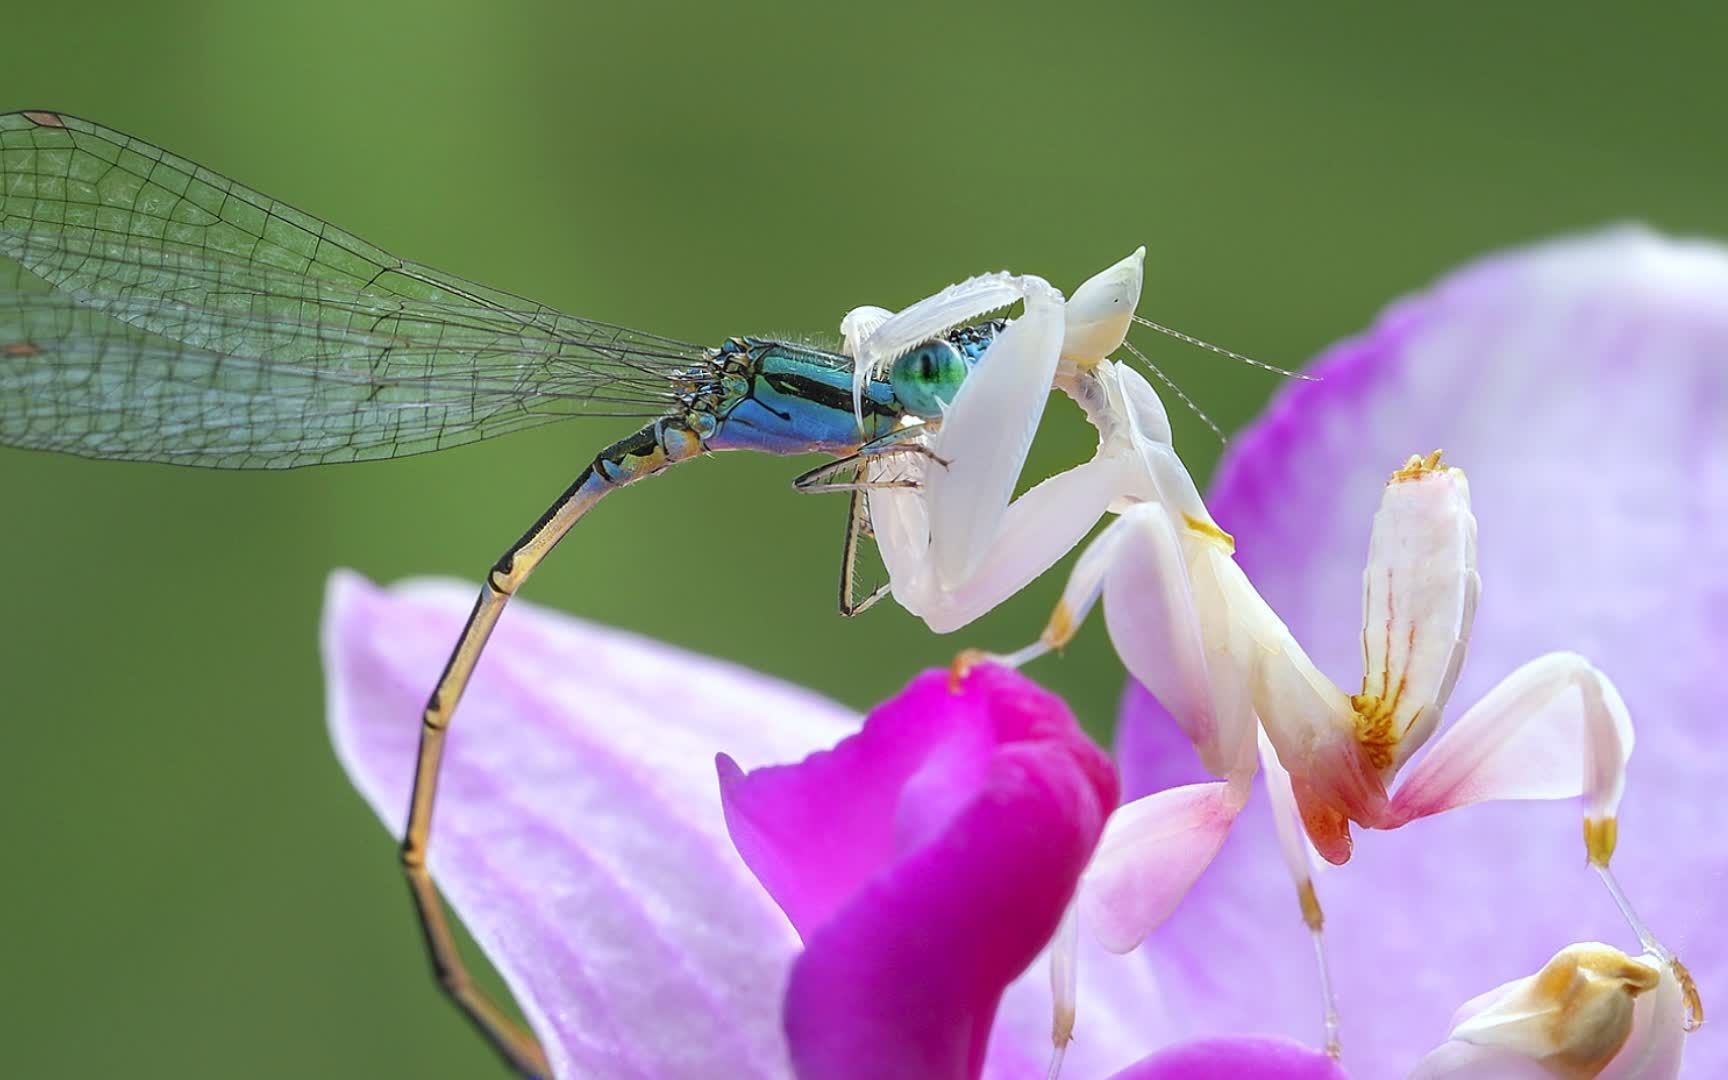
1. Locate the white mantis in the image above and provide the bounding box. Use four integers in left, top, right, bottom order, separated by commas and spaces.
835, 247, 1214, 635
832, 252, 1701, 1074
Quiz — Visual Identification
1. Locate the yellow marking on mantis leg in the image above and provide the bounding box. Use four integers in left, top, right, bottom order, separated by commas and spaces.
1389, 449, 1446, 483
1349, 687, 1412, 772
948, 648, 990, 692
1042, 600, 1078, 650
1671, 954, 1705, 1032
1297, 878, 1324, 932
1584, 817, 1618, 867
1181, 514, 1235, 553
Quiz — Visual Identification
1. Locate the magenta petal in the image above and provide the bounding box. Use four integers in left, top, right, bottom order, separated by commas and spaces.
323, 572, 859, 1079
1107, 1037, 1350, 1080
1121, 228, 1728, 1075
716, 675, 998, 940
721, 665, 1119, 1080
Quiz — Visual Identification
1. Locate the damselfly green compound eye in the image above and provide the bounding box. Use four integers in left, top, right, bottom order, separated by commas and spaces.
890, 340, 969, 418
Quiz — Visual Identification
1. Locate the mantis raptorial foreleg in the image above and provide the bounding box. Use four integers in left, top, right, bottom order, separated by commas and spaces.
832, 250, 1194, 634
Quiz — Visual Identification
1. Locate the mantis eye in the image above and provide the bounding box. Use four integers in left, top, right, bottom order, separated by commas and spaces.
890, 340, 968, 419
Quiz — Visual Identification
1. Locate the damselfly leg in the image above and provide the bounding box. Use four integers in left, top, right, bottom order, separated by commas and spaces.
837, 489, 891, 617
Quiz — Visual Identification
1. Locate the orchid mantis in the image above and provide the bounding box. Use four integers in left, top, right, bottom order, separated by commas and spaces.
828, 254, 1700, 1073
1015, 450, 1703, 1068
810, 247, 1220, 635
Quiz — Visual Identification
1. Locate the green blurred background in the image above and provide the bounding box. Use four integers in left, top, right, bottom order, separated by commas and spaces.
3, 2, 1724, 1076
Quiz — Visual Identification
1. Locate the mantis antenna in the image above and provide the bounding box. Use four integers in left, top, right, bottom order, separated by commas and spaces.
1122, 337, 1227, 444
1131, 313, 1317, 380
1122, 314, 1318, 445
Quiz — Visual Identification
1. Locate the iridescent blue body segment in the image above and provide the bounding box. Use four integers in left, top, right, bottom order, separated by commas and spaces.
701, 337, 900, 455
948, 320, 1006, 365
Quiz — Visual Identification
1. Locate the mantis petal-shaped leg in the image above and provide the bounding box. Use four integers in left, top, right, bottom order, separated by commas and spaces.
1379, 651, 1701, 1026
1012, 503, 1242, 771
1077, 778, 1251, 954
1383, 651, 1632, 828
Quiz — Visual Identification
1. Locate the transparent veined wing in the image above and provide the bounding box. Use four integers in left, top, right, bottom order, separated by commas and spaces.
0, 110, 705, 468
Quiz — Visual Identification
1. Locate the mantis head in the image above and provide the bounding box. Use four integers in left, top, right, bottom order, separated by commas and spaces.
1061, 245, 1145, 368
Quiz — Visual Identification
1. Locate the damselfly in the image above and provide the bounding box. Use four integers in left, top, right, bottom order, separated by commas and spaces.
0, 110, 1301, 1077
0, 110, 1007, 1077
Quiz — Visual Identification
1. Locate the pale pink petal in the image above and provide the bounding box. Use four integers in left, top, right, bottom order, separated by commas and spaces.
1097, 506, 1228, 774
324, 571, 856, 1079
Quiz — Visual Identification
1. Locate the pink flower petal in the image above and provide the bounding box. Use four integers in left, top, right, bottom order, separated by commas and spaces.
720, 664, 1119, 1080
1119, 228, 1728, 1075
323, 571, 858, 1079
1106, 1037, 1350, 1079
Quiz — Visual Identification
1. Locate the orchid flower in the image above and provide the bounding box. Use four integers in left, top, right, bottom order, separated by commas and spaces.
324, 570, 1342, 1078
